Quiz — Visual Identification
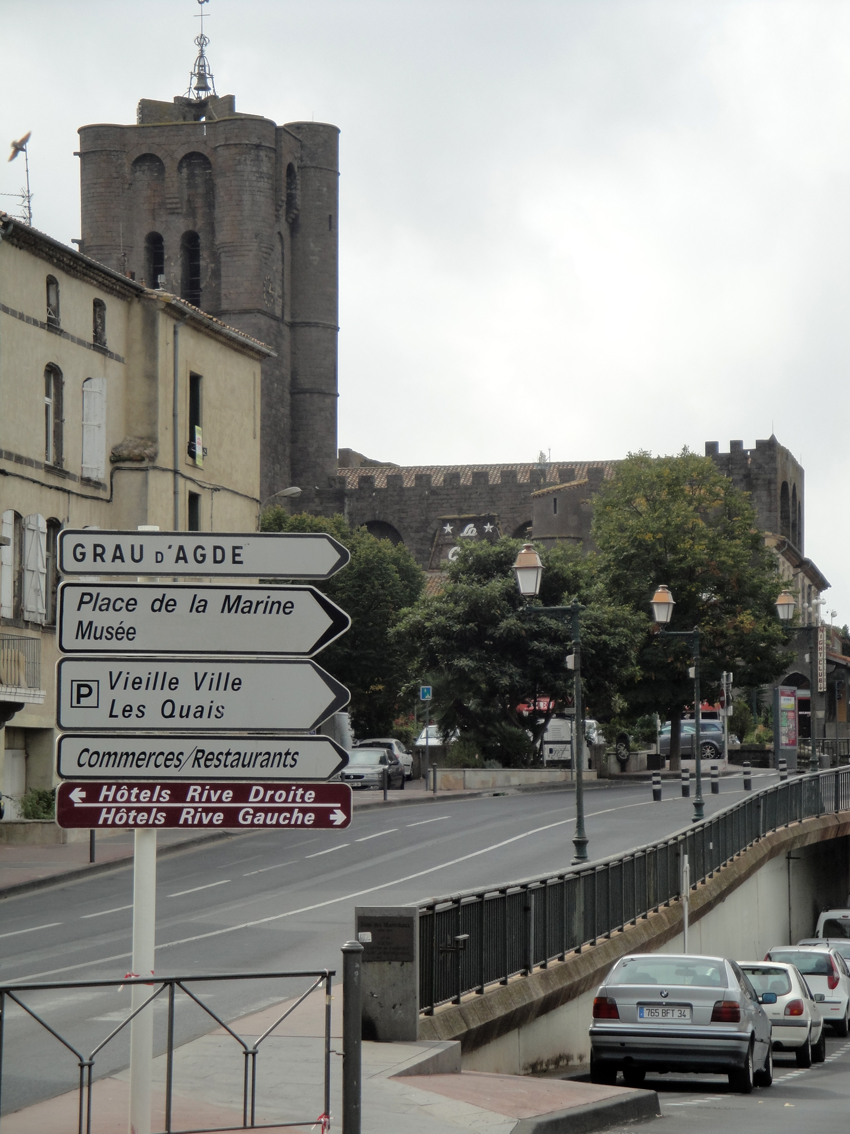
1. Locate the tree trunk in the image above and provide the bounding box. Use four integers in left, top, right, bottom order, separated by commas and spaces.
668, 707, 682, 772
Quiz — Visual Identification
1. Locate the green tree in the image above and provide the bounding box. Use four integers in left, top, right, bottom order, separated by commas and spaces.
591, 450, 793, 768
260, 509, 424, 737
396, 538, 643, 765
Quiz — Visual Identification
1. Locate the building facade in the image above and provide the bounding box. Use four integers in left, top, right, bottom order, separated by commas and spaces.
0, 216, 271, 813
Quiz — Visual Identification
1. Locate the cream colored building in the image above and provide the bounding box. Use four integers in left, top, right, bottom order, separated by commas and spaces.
0, 215, 272, 812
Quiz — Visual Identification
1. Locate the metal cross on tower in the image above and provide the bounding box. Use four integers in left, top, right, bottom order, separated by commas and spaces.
187, 0, 216, 100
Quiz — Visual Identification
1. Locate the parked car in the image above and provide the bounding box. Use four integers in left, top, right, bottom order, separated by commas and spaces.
589, 952, 773, 1092
355, 738, 413, 779
339, 747, 405, 791
740, 961, 826, 1065
814, 909, 850, 939
658, 720, 724, 760
799, 938, 850, 963
764, 946, 850, 1035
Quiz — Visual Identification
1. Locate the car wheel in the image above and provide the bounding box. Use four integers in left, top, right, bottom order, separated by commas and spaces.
589, 1055, 617, 1086
836, 1007, 850, 1038
812, 1028, 827, 1063
729, 1042, 754, 1094
754, 1043, 773, 1088
399, 775, 405, 791
622, 1068, 646, 1088
701, 742, 720, 759
795, 1031, 812, 1068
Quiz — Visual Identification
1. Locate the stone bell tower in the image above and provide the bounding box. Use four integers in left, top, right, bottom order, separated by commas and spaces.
76, 17, 340, 504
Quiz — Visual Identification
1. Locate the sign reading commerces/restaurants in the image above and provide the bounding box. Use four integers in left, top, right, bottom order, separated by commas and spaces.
57, 583, 350, 656
58, 530, 350, 580
56, 780, 352, 830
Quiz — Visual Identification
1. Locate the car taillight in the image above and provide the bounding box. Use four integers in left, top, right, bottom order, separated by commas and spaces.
784, 999, 805, 1016
828, 961, 839, 991
592, 997, 619, 1019
711, 1000, 741, 1023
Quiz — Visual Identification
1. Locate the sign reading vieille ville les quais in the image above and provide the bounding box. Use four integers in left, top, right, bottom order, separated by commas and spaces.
57, 530, 350, 580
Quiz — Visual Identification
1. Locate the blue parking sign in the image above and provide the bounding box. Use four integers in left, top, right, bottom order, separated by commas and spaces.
420, 685, 432, 701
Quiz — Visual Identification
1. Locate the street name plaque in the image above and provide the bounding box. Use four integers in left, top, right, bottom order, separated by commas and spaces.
57, 582, 350, 656
56, 733, 348, 782
58, 530, 350, 579
56, 657, 350, 732
56, 780, 353, 830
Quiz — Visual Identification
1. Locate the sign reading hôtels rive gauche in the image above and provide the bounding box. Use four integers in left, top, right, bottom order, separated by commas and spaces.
56, 657, 350, 732
56, 780, 352, 830
57, 582, 350, 656
56, 734, 348, 783
57, 530, 350, 580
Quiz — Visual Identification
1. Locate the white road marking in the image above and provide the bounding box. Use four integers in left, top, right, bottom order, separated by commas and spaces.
356, 830, 398, 842
243, 859, 298, 876
168, 879, 231, 898
304, 845, 350, 858
80, 905, 133, 919
406, 816, 449, 827
0, 922, 62, 939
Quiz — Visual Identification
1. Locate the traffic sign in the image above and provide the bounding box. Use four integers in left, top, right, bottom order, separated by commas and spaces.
56, 780, 352, 830
420, 686, 432, 701
58, 530, 350, 580
56, 733, 349, 782
57, 583, 350, 657
56, 657, 350, 732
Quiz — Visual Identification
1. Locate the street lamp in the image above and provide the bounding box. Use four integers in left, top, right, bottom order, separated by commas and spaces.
775, 591, 796, 622
512, 544, 588, 863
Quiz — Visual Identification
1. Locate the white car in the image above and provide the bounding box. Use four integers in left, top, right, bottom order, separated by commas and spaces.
740, 961, 825, 1066
355, 738, 413, 779
815, 910, 850, 939
765, 946, 850, 1036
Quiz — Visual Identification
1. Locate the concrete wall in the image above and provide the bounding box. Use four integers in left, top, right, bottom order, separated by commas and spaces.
435, 768, 597, 790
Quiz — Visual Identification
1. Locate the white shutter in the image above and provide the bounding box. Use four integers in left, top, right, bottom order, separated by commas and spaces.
81, 377, 106, 480
0, 510, 13, 619
22, 514, 47, 623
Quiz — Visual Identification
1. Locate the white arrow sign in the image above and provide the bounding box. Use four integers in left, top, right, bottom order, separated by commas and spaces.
56, 733, 350, 782
57, 583, 350, 657
58, 530, 350, 580
69, 786, 87, 804
330, 809, 347, 826
56, 658, 350, 732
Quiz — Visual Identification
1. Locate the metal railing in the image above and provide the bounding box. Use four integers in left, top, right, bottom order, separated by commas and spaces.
798, 738, 850, 768
0, 970, 333, 1134
0, 634, 40, 689
418, 767, 850, 1015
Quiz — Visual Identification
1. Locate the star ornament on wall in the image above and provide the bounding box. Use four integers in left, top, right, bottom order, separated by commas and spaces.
443, 523, 453, 534
483, 523, 494, 533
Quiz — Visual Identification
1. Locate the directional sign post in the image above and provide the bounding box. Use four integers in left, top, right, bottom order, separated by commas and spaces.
58, 529, 350, 579
56, 657, 350, 732
56, 734, 349, 782
57, 583, 350, 656
56, 780, 352, 830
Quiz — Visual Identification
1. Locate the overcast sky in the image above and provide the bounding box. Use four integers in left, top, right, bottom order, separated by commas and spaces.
3, 1, 849, 614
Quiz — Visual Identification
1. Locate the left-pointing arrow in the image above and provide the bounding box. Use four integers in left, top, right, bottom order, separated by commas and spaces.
69, 787, 87, 804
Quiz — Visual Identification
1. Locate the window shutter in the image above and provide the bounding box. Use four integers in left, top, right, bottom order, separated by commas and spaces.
22, 514, 47, 623
0, 510, 13, 619
82, 377, 106, 480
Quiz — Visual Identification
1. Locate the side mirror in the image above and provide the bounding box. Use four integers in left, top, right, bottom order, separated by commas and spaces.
815, 993, 826, 1003
759, 992, 777, 1005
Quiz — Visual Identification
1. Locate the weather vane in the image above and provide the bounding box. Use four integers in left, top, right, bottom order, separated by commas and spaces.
3, 132, 33, 226
187, 0, 216, 100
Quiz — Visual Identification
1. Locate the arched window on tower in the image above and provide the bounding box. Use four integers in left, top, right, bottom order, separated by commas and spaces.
180, 231, 201, 307
791, 485, 799, 547
145, 232, 165, 289
46, 276, 60, 327
92, 299, 107, 347
780, 481, 791, 538
44, 364, 64, 467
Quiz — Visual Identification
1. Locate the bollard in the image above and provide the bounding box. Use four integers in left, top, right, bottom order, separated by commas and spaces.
779, 757, 788, 782
432, 764, 438, 794
342, 941, 364, 1134
743, 760, 752, 791
821, 750, 831, 772
383, 765, 388, 801
652, 771, 662, 802
710, 765, 719, 795
681, 769, 690, 798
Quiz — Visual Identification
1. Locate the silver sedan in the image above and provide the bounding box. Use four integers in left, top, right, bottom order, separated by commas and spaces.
589, 953, 774, 1092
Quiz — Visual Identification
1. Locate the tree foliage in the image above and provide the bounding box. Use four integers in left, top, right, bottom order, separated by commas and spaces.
396, 538, 644, 764
260, 509, 424, 737
591, 450, 794, 762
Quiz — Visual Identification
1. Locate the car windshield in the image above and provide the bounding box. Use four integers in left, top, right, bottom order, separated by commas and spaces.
347, 749, 386, 765
610, 957, 726, 987
741, 966, 793, 996
769, 950, 833, 975
821, 919, 850, 939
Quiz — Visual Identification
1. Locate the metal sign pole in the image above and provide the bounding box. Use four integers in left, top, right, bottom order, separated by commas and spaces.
128, 827, 156, 1134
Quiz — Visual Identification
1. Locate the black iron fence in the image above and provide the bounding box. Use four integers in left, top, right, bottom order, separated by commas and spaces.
0, 970, 333, 1134
418, 767, 850, 1015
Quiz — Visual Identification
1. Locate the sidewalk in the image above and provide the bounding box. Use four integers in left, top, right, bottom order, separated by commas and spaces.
1, 975, 659, 1134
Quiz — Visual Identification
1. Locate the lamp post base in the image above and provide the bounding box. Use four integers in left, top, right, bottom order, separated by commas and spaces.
572, 833, 589, 863
692, 797, 705, 823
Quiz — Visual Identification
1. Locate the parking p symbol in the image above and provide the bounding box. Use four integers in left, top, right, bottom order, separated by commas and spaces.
70, 680, 99, 708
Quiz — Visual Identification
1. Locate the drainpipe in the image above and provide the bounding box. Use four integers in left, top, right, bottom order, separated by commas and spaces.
172, 318, 188, 530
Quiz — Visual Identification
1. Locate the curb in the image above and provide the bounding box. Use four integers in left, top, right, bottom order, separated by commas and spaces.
512, 1089, 660, 1134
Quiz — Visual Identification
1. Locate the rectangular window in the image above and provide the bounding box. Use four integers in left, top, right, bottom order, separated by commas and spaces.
44, 367, 63, 466
82, 377, 107, 480
22, 514, 47, 624
188, 492, 201, 532
188, 372, 203, 468
553, 497, 558, 515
